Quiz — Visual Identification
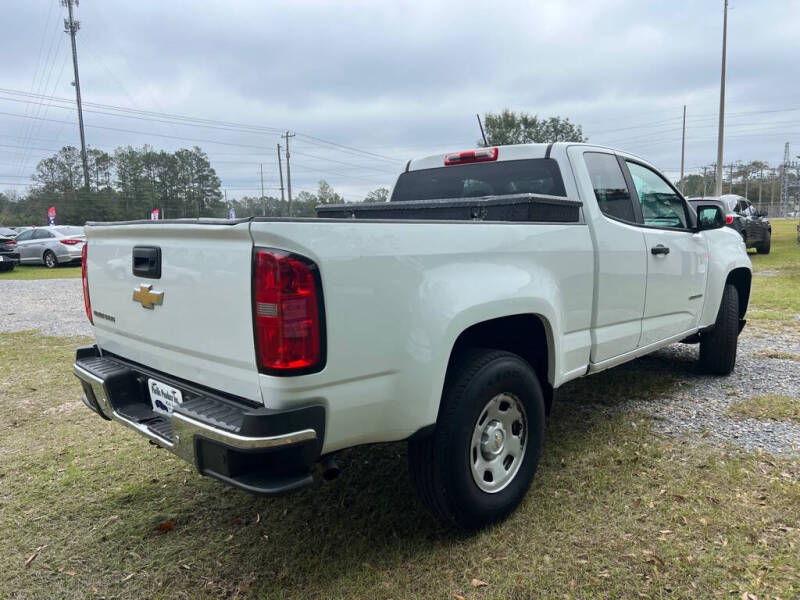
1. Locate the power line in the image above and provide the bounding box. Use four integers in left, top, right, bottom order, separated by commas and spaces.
290, 147, 398, 174
15, 16, 66, 177
0, 87, 405, 163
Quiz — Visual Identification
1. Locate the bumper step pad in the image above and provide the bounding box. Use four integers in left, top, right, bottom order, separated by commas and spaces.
73, 346, 325, 496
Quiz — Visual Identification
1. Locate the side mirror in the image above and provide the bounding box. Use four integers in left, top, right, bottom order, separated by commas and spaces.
695, 204, 725, 231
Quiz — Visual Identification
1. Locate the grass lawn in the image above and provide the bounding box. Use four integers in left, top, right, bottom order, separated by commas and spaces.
0, 264, 81, 280
748, 219, 800, 315
727, 394, 800, 423
1, 330, 799, 599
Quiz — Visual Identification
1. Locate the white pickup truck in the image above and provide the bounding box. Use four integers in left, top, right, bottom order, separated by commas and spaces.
74, 142, 751, 529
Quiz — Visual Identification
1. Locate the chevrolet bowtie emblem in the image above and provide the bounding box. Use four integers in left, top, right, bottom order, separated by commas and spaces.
132, 284, 164, 309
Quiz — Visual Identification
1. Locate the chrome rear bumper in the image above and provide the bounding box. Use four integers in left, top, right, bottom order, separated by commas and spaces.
73, 346, 325, 495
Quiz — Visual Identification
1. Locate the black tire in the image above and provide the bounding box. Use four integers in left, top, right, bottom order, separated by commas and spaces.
0, 262, 14, 272
43, 250, 57, 268
408, 349, 545, 530
699, 283, 739, 375
756, 231, 771, 254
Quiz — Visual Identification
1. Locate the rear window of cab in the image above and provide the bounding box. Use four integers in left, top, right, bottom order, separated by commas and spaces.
391, 158, 566, 202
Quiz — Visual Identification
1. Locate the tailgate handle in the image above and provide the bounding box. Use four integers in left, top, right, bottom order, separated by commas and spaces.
132, 246, 162, 279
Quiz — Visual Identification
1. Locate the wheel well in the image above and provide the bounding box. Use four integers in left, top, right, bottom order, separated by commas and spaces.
726, 267, 751, 319
445, 314, 553, 414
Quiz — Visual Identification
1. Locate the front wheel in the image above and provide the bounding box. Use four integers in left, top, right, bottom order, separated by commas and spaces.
408, 349, 545, 529
699, 283, 739, 375
43, 250, 57, 269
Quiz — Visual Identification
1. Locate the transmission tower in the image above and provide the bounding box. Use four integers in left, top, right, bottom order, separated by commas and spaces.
779, 142, 799, 217
62, 0, 90, 191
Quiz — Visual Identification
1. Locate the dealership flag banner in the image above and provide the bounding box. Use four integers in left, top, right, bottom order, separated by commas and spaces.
229, 207, 236, 219
47, 206, 56, 226
151, 208, 160, 220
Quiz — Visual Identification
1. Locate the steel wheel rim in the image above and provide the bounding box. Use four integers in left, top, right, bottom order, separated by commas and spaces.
469, 392, 527, 493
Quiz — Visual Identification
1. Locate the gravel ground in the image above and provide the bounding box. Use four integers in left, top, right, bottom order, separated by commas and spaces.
2, 278, 798, 457
0, 279, 91, 337
558, 333, 800, 457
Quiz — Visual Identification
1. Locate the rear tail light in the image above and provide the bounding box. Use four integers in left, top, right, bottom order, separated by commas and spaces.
444, 146, 498, 166
5, 239, 15, 247
253, 249, 324, 374
60, 238, 82, 245
725, 215, 734, 225
81, 243, 92, 324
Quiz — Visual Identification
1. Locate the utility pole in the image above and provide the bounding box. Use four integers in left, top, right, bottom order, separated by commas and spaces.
758, 165, 763, 211
727, 162, 737, 194
714, 0, 728, 197
702, 165, 710, 197
259, 163, 265, 216
680, 105, 686, 193
276, 144, 285, 203
743, 166, 749, 200
780, 142, 791, 217
63, 0, 90, 191
282, 131, 295, 216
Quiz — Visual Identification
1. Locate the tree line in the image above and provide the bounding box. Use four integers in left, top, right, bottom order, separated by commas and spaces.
0, 145, 224, 226
0, 144, 391, 226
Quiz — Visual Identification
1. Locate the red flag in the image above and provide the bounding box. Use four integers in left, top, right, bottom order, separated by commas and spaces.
150, 208, 160, 220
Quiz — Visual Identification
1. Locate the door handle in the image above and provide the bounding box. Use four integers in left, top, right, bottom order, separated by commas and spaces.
651, 244, 670, 255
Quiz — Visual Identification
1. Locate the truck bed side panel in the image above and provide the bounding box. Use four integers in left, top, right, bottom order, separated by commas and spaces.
250, 220, 593, 453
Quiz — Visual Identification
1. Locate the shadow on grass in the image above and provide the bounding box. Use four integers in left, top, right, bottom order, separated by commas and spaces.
48, 346, 700, 597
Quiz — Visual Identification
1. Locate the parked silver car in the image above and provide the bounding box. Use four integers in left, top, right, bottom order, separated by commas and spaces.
13, 226, 85, 268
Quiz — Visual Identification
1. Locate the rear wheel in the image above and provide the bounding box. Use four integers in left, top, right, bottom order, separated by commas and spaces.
699, 284, 739, 375
756, 231, 771, 254
408, 349, 545, 529
0, 262, 14, 272
43, 250, 57, 268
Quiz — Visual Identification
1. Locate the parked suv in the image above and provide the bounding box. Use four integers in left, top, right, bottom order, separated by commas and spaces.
13, 226, 85, 268
688, 194, 771, 254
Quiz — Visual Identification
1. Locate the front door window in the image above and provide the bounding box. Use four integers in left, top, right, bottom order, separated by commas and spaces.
626, 162, 688, 229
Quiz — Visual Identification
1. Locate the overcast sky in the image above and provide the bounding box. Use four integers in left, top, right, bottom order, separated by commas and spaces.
2, 0, 799, 201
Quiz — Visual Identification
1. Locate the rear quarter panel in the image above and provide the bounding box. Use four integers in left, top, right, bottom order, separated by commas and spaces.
250, 220, 593, 453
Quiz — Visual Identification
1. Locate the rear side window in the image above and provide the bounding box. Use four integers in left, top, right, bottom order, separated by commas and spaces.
391, 158, 566, 202
33, 229, 54, 239
584, 152, 635, 222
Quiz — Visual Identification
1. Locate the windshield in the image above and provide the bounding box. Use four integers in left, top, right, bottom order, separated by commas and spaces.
391, 158, 566, 202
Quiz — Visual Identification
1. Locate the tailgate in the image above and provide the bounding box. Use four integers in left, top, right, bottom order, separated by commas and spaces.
86, 221, 262, 403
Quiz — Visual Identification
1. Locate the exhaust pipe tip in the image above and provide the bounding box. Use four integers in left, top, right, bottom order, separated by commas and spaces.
319, 456, 341, 482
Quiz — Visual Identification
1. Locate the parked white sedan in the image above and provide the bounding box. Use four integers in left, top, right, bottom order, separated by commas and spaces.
14, 226, 85, 268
